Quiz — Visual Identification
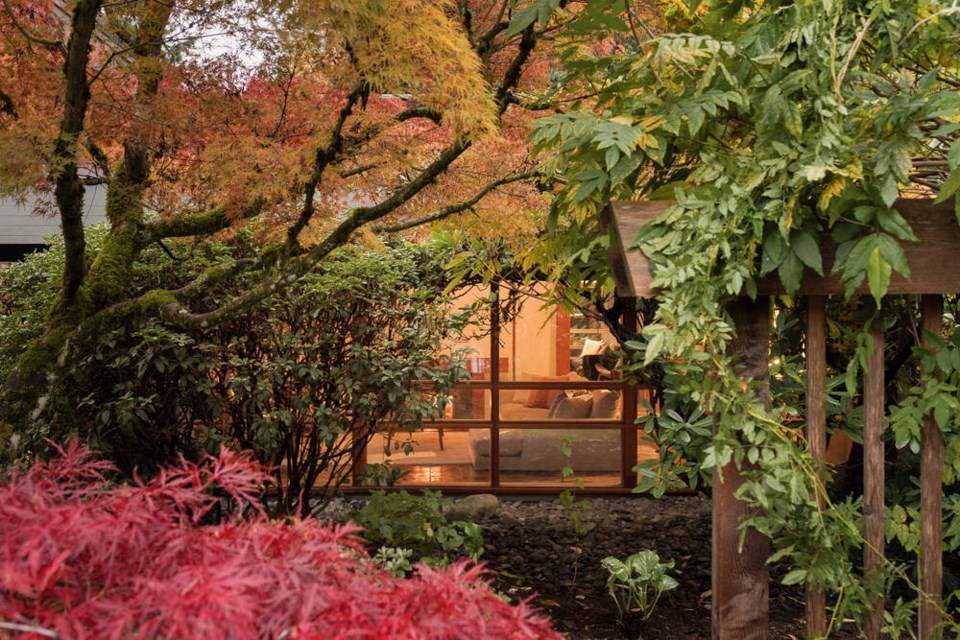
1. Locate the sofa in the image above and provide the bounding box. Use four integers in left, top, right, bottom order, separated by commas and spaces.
468, 388, 622, 472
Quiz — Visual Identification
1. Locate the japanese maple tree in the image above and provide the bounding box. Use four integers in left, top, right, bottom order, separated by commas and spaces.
0, 0, 558, 438
0, 441, 562, 639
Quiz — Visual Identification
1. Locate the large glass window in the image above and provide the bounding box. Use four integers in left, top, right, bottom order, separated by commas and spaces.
352, 284, 647, 492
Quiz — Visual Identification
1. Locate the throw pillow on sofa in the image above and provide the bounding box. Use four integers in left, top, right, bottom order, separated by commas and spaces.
550, 394, 593, 419
589, 390, 621, 419
521, 371, 590, 408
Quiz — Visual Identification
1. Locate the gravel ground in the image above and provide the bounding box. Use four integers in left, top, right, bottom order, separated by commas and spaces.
321, 493, 859, 639
479, 495, 862, 639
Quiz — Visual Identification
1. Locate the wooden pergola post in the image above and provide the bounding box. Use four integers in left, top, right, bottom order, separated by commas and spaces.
805, 295, 827, 637
712, 297, 770, 640
863, 320, 886, 640
602, 197, 959, 640
919, 294, 944, 640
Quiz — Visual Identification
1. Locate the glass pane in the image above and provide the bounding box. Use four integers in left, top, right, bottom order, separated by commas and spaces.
499, 388, 622, 421
498, 428, 622, 487
366, 428, 488, 487
501, 285, 557, 380
449, 385, 491, 420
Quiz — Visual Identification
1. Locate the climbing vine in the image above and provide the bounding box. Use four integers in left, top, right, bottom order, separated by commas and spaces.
521, 0, 960, 633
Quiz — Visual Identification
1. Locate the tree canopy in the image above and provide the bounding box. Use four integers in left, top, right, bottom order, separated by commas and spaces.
0, 0, 560, 432
532, 0, 960, 333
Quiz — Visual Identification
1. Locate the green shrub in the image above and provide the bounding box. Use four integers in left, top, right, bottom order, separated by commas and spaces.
2, 234, 470, 516
350, 490, 484, 570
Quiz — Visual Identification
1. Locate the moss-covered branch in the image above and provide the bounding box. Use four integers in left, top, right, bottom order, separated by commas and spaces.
54, 0, 105, 310
143, 199, 264, 244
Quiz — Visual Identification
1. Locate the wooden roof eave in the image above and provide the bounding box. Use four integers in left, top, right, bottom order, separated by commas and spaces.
602, 197, 960, 299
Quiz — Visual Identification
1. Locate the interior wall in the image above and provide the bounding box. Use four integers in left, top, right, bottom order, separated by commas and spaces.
504, 289, 557, 379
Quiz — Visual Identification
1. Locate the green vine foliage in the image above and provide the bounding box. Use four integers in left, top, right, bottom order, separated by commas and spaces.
525, 0, 960, 633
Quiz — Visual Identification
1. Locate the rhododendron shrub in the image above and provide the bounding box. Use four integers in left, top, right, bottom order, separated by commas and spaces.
0, 443, 561, 640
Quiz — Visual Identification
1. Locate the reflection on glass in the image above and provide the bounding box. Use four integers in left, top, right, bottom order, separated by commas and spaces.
498, 388, 622, 421
366, 429, 487, 486
497, 428, 622, 487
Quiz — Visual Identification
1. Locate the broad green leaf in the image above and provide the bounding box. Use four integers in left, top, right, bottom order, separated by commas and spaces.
876, 207, 918, 241
880, 175, 899, 208
647, 181, 688, 200
761, 233, 785, 274
790, 229, 823, 275
876, 233, 910, 279
867, 247, 891, 304
507, 0, 560, 36
644, 330, 665, 366
934, 167, 960, 204
782, 101, 803, 138
778, 252, 804, 293
605, 146, 620, 171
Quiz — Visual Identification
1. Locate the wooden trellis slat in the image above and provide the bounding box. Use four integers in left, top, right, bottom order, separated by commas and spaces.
805, 296, 827, 637
920, 294, 944, 640
863, 326, 886, 640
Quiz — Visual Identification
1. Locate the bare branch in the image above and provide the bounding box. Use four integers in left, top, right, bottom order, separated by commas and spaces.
1, 0, 66, 54
495, 25, 538, 112
338, 162, 378, 179
84, 140, 111, 177
835, 14, 874, 102
900, 6, 960, 47
373, 170, 540, 233
286, 83, 367, 249
0, 622, 59, 639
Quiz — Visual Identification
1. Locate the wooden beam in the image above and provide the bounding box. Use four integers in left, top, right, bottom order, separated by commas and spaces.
919, 294, 944, 640
863, 323, 886, 640
805, 295, 827, 637
712, 297, 770, 640
601, 200, 670, 298
603, 198, 960, 298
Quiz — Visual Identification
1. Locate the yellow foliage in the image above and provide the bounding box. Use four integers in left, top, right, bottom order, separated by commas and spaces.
297, 0, 498, 139
817, 175, 848, 211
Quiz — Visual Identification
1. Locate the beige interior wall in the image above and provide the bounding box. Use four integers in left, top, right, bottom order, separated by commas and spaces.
445, 285, 558, 380
503, 286, 556, 379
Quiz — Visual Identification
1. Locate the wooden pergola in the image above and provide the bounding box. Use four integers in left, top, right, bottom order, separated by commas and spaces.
603, 198, 958, 640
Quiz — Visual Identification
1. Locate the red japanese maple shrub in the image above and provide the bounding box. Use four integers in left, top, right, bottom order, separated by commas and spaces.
0, 442, 561, 639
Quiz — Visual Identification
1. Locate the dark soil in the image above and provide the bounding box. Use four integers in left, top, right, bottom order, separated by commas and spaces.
479, 495, 858, 639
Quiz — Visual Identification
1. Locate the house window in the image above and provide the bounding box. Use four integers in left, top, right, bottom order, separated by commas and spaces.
360, 284, 652, 493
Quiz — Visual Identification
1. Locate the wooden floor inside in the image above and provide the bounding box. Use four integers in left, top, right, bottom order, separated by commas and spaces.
366, 429, 660, 489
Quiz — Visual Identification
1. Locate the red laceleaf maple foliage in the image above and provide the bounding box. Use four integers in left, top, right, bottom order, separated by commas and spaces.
0, 442, 562, 640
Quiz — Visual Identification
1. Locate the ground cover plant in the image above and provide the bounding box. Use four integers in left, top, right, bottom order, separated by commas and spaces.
0, 441, 562, 640
350, 489, 484, 570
